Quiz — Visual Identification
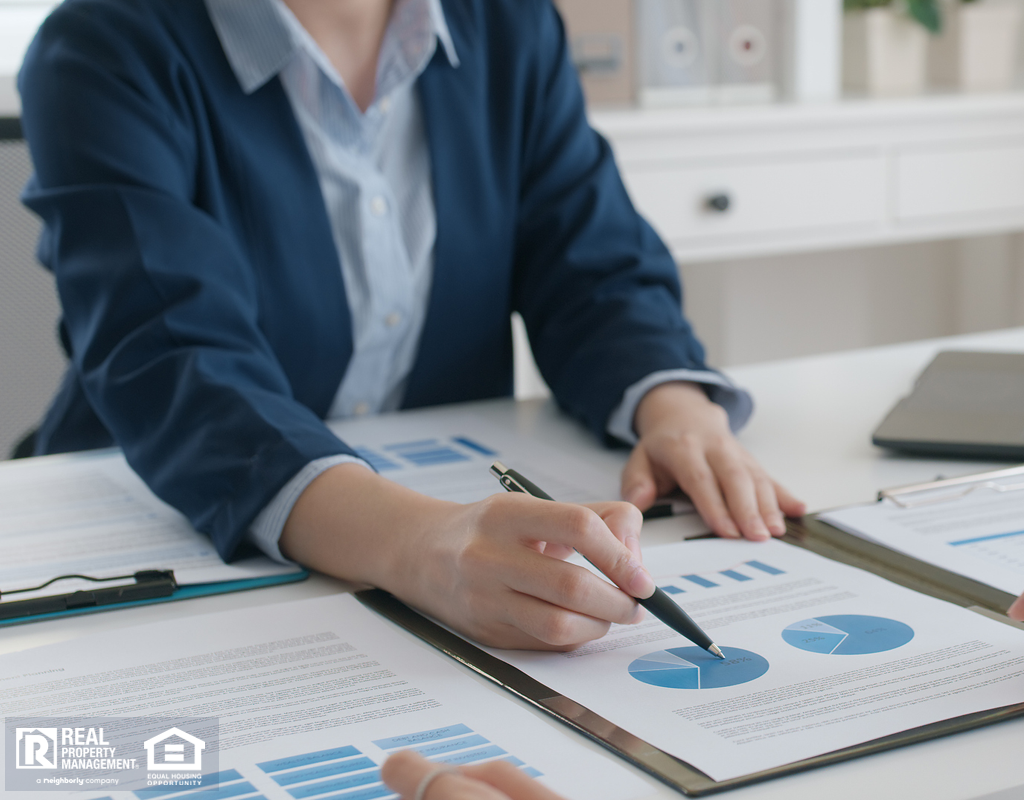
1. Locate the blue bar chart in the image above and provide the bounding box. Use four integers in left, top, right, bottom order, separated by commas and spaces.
353, 437, 497, 472
373, 725, 541, 778
657, 559, 787, 595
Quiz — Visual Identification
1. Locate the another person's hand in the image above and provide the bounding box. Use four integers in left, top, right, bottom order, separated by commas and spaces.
1009, 592, 1024, 621
281, 464, 651, 650
622, 382, 805, 541
381, 750, 566, 800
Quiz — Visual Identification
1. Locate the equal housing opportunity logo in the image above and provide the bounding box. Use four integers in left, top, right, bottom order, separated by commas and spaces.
5, 718, 218, 793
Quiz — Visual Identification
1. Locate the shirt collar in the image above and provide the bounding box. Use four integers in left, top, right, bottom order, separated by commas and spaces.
205, 0, 459, 96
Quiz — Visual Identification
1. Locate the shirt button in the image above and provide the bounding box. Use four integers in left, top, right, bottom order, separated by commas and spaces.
369, 196, 388, 217
378, 96, 392, 114
353, 402, 369, 416
384, 311, 402, 328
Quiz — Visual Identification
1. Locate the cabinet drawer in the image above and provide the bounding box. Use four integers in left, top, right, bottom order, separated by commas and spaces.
896, 142, 1024, 220
620, 154, 886, 245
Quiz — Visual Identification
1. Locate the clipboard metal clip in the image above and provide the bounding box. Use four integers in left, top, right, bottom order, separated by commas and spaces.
0, 570, 178, 621
878, 464, 1024, 509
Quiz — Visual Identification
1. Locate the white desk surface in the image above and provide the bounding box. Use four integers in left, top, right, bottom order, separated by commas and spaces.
2, 328, 1024, 800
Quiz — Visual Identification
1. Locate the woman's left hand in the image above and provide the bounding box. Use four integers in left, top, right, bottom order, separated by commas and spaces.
621, 381, 805, 540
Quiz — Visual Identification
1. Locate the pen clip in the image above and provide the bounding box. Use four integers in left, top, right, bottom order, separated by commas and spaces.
490, 460, 526, 493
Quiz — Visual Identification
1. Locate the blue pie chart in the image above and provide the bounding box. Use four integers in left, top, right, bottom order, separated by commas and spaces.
782, 615, 914, 655
628, 647, 769, 689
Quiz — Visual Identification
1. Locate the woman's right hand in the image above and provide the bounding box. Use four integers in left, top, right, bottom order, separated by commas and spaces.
279, 463, 653, 649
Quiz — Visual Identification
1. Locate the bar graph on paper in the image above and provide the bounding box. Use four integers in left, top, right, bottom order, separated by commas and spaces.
132, 725, 542, 800
656, 559, 786, 596
351, 436, 606, 505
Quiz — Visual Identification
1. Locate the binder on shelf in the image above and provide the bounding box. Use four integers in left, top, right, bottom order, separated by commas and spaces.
634, 0, 781, 108
555, 0, 635, 107
358, 511, 1023, 796
714, 0, 779, 104
634, 0, 713, 107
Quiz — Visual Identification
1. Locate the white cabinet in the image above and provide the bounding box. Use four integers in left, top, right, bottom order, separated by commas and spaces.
592, 94, 1024, 263
896, 140, 1024, 221
621, 151, 886, 245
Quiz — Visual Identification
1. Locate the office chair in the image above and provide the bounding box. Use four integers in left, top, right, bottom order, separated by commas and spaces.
0, 116, 66, 459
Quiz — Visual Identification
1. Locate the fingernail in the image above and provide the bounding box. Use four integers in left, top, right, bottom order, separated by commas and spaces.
625, 535, 642, 559
627, 560, 655, 598
623, 485, 643, 505
751, 525, 770, 541
769, 516, 786, 536
629, 603, 646, 624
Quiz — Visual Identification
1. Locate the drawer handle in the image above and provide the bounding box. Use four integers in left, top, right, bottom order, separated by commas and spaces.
705, 193, 731, 213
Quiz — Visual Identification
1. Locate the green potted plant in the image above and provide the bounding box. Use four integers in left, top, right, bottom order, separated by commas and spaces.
930, 0, 1023, 93
843, 0, 942, 95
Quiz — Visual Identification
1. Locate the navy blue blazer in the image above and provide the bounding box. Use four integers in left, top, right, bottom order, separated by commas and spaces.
19, 0, 710, 560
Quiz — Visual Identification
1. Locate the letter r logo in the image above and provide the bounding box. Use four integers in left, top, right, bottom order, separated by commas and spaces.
15, 728, 57, 769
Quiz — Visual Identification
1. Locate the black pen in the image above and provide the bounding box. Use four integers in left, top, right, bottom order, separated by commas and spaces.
489, 461, 725, 659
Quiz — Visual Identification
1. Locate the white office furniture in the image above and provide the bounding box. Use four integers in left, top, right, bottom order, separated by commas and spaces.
592, 93, 1024, 265
2, 327, 1023, 800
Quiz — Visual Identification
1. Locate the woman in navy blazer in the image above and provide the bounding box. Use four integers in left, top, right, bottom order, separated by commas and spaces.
19, 0, 802, 652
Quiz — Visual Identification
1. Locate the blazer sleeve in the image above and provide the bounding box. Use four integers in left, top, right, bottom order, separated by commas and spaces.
18, 4, 354, 559
511, 0, 712, 441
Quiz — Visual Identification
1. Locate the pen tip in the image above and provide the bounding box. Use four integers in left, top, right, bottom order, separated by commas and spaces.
709, 644, 725, 660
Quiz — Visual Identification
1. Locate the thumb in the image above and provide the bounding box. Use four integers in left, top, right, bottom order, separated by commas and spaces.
622, 445, 658, 511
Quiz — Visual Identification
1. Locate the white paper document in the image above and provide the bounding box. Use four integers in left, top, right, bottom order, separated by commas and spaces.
819, 476, 1024, 596
0, 594, 650, 800
329, 407, 709, 535
485, 540, 1024, 781
0, 452, 300, 600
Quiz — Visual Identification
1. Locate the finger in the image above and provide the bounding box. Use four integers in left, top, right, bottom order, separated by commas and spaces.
656, 444, 740, 539
527, 503, 655, 600
501, 589, 617, 648
462, 760, 567, 800
496, 549, 641, 627
1008, 593, 1024, 622
588, 501, 644, 560
773, 481, 806, 518
621, 446, 658, 511
750, 468, 786, 537
704, 448, 771, 541
381, 752, 460, 799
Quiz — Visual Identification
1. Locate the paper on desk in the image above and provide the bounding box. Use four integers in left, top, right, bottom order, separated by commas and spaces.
0, 593, 650, 800
328, 408, 710, 535
0, 452, 299, 599
485, 539, 1024, 782
819, 480, 1024, 596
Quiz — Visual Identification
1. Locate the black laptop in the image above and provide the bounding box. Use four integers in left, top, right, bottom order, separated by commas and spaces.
872, 350, 1024, 460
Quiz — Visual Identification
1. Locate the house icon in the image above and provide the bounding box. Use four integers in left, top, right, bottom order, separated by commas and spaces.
144, 728, 205, 771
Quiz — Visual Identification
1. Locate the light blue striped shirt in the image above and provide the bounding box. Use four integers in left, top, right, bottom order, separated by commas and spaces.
204, 0, 751, 562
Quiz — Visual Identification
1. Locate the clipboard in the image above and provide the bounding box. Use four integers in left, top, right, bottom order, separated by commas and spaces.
795, 464, 1024, 615
356, 501, 1024, 796
0, 568, 310, 627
